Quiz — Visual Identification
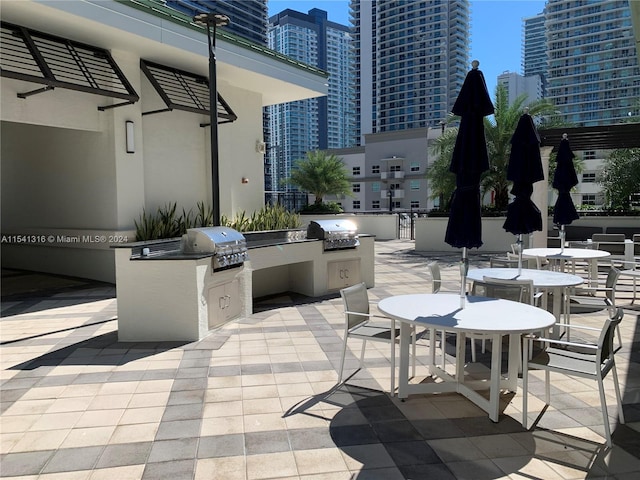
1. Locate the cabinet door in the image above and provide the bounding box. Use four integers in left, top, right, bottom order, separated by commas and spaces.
207, 284, 227, 329
327, 259, 361, 290
225, 278, 241, 320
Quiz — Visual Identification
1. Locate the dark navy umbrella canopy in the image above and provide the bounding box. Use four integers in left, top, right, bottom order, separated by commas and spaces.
445, 64, 494, 249
503, 113, 544, 235
552, 136, 580, 226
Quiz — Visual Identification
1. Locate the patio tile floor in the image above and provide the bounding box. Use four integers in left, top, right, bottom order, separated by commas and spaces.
1, 239, 639, 479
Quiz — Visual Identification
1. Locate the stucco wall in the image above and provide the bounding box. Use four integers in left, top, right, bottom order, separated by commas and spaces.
1, 122, 117, 230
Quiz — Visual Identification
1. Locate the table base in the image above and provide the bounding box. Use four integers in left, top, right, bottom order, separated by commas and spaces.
398, 325, 520, 422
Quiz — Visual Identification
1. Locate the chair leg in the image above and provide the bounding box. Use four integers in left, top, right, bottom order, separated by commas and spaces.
522, 339, 529, 429
411, 326, 416, 378
612, 363, 625, 424
390, 319, 396, 395
597, 375, 613, 447
544, 370, 550, 404
360, 339, 367, 369
440, 329, 446, 370
337, 328, 349, 384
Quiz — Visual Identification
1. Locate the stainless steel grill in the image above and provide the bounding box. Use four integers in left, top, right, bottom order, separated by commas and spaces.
181, 226, 248, 270
307, 219, 359, 251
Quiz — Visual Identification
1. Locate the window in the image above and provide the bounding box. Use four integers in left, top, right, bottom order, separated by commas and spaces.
353, 200, 361, 209
582, 194, 596, 206
393, 201, 401, 209
372, 200, 380, 209
411, 200, 420, 208
372, 182, 381, 192
352, 166, 361, 175
372, 165, 380, 174
410, 180, 420, 190
390, 165, 402, 172
352, 183, 361, 193
582, 172, 596, 183
410, 161, 420, 172
584, 151, 596, 160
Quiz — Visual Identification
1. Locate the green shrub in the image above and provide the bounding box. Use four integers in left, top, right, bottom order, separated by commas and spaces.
299, 202, 344, 214
135, 203, 301, 240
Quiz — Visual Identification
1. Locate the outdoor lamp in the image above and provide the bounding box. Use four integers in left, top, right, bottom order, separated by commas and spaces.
125, 120, 135, 154
193, 12, 230, 226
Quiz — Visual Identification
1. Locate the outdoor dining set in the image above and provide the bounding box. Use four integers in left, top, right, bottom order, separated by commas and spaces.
336, 61, 636, 449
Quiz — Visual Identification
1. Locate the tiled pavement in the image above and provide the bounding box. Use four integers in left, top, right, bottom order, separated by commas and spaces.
1, 239, 639, 479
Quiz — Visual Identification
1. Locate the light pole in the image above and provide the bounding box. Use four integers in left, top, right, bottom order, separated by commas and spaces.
193, 12, 229, 226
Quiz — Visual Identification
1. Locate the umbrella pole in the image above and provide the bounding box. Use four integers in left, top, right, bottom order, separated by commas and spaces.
560, 225, 566, 253
460, 247, 468, 308
517, 234, 523, 275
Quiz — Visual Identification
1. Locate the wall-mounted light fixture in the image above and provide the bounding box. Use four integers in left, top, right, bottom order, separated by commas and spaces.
125, 120, 135, 154
241, 177, 249, 184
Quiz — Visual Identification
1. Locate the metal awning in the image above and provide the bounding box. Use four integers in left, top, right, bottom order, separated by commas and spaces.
140, 60, 237, 125
0, 22, 139, 110
540, 124, 640, 151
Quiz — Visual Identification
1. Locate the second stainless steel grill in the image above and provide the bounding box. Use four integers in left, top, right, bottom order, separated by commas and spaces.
307, 219, 359, 250
181, 226, 248, 270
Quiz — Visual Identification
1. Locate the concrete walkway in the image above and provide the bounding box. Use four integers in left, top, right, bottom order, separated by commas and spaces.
1, 239, 639, 479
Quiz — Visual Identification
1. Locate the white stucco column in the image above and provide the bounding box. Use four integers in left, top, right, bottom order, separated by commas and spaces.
533, 146, 553, 247
110, 50, 145, 231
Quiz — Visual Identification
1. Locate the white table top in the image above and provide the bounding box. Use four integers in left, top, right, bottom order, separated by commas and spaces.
523, 247, 611, 260
467, 268, 584, 288
378, 293, 555, 335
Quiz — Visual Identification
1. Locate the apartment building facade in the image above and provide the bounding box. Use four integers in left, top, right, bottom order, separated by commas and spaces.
351, 0, 470, 143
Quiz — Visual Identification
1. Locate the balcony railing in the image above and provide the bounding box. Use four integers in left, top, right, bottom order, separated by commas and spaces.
380, 171, 405, 179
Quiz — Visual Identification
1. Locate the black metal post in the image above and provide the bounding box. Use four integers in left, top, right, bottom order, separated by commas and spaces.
194, 13, 229, 226
388, 188, 393, 213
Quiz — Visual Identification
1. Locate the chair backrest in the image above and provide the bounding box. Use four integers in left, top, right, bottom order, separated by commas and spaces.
634, 234, 640, 255
490, 256, 519, 269
427, 261, 441, 294
507, 252, 540, 269
472, 277, 535, 304
592, 233, 626, 255
340, 282, 370, 329
604, 267, 621, 304
598, 307, 624, 367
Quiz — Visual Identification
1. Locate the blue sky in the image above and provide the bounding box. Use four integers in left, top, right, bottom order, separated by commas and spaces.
268, 0, 546, 95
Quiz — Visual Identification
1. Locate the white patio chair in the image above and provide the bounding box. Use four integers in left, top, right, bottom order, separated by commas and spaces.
469, 277, 538, 362
337, 282, 419, 394
522, 308, 625, 447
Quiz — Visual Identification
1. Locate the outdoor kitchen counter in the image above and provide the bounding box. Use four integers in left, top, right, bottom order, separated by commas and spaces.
113, 234, 374, 342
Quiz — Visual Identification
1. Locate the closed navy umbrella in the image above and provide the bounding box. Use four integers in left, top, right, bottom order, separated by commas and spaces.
445, 60, 494, 306
503, 111, 544, 272
552, 134, 579, 252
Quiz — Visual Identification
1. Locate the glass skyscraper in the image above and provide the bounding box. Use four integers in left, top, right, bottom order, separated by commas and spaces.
266, 9, 355, 193
351, 0, 470, 143
545, 0, 640, 126
523, 10, 548, 96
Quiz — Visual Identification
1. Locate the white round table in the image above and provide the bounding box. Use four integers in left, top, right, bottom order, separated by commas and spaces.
378, 293, 555, 422
523, 247, 610, 287
467, 268, 583, 337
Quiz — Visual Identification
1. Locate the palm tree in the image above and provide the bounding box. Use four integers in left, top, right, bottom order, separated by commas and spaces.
427, 84, 560, 210
286, 150, 352, 206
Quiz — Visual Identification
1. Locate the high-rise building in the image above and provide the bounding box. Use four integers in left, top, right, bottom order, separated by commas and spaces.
166, 0, 268, 44
351, 0, 470, 143
497, 71, 543, 105
266, 9, 355, 194
545, 0, 640, 126
522, 11, 548, 96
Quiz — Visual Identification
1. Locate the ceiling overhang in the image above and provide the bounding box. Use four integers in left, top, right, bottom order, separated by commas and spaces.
0, 0, 328, 107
